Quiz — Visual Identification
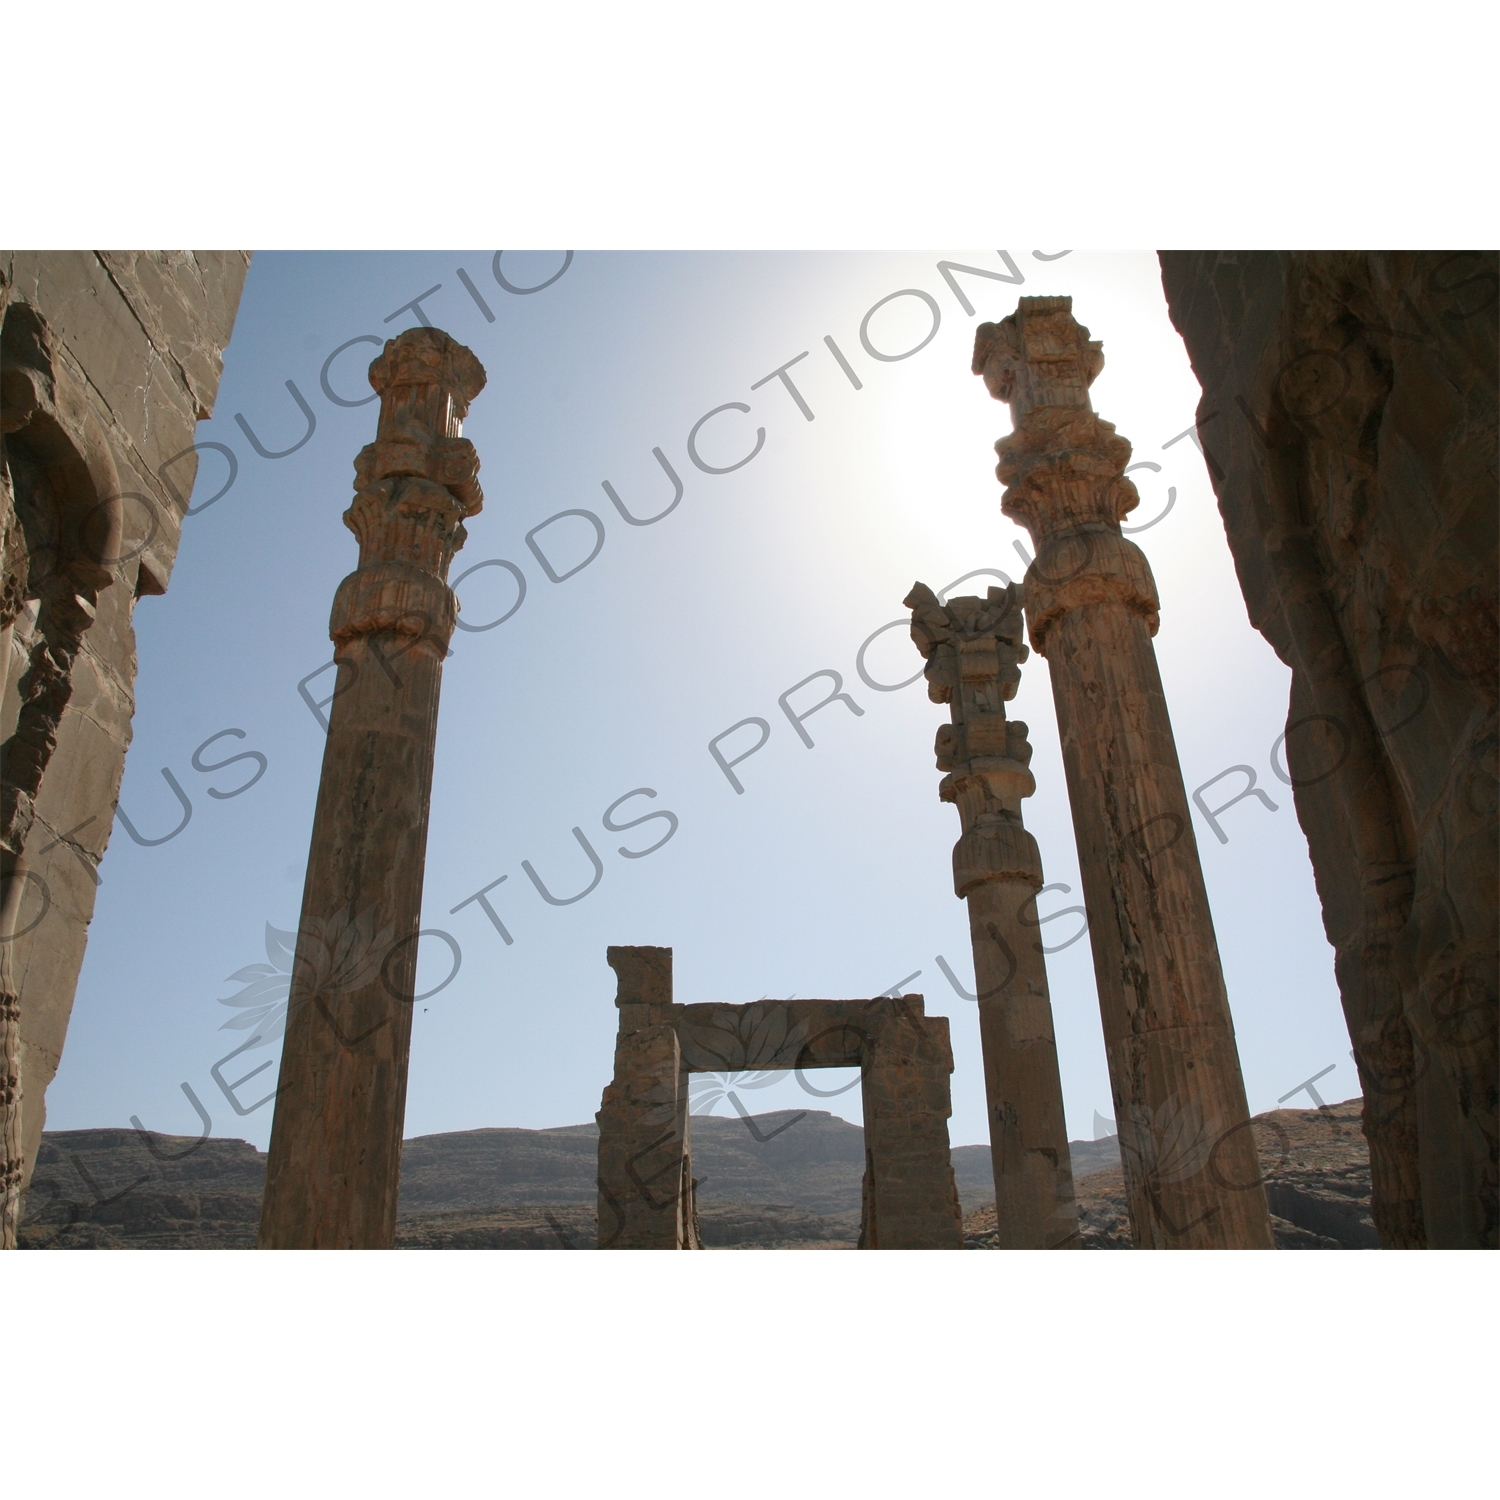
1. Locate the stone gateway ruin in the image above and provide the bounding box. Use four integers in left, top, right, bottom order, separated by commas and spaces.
595, 946, 964, 1249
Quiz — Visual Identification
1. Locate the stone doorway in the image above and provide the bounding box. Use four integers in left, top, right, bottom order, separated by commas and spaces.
596, 946, 963, 1249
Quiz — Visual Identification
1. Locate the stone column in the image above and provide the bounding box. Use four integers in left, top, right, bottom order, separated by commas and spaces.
596, 945, 699, 1249
906, 581, 1079, 1248
858, 997, 964, 1249
973, 296, 1274, 1248
258, 328, 485, 1250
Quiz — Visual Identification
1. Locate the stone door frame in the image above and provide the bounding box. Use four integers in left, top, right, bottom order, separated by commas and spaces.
596, 946, 964, 1249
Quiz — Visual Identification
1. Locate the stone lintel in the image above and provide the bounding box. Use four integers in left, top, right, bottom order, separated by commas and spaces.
676, 997, 930, 1073
597, 960, 961, 1249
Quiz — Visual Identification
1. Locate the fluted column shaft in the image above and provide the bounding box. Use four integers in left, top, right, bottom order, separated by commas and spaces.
964, 869, 1079, 1247
259, 328, 485, 1249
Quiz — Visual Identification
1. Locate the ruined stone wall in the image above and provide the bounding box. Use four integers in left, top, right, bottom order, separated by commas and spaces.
1158, 252, 1498, 1248
596, 945, 964, 1249
1, 252, 250, 1197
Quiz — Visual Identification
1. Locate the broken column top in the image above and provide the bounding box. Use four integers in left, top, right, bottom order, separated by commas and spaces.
905, 580, 1037, 818
972, 297, 1138, 546
352, 326, 486, 524
332, 327, 488, 652
904, 581, 1027, 706
607, 944, 674, 1012
971, 296, 1104, 420
369, 325, 487, 425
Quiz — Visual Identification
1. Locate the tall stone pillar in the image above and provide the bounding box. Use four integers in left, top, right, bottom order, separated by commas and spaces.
258, 327, 485, 1249
595, 945, 699, 1249
906, 581, 1079, 1248
856, 998, 965, 1250
973, 297, 1274, 1248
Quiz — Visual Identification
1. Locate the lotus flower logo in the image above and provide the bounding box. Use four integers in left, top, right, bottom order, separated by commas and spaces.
216, 910, 398, 1049
1117, 1092, 1222, 1189
290, 907, 399, 996
688, 1069, 786, 1115
680, 1000, 809, 1116
216, 923, 296, 1050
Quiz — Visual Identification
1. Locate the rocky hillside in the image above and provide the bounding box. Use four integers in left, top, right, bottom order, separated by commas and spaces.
398, 1110, 874, 1215
20, 1128, 267, 1249
964, 1098, 1375, 1249
17, 1108, 1011, 1248
18, 1100, 1371, 1249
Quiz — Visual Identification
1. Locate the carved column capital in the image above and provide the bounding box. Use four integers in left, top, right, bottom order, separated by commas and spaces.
973, 297, 1160, 652
331, 328, 487, 653
995, 407, 1138, 545
1020, 528, 1161, 656
973, 296, 1273, 1248
972, 295, 1103, 417
905, 573, 1079, 1245
907, 581, 1042, 894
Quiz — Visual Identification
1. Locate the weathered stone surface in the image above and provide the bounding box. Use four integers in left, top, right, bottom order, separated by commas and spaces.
907, 579, 1079, 1248
597, 946, 964, 1249
0, 254, 249, 1246
595, 944, 698, 1248
1158, 253, 1498, 1249
856, 1002, 965, 1249
974, 296, 1275, 1249
257, 328, 486, 1250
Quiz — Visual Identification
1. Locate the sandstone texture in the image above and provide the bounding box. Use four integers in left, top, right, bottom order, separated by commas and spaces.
974, 297, 1274, 1249
1158, 253, 1498, 1248
0, 253, 250, 1245
907, 581, 1079, 1247
596, 945, 964, 1249
257, 329, 486, 1250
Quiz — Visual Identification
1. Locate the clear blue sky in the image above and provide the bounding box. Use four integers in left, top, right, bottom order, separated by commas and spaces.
48, 250, 1354, 1151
